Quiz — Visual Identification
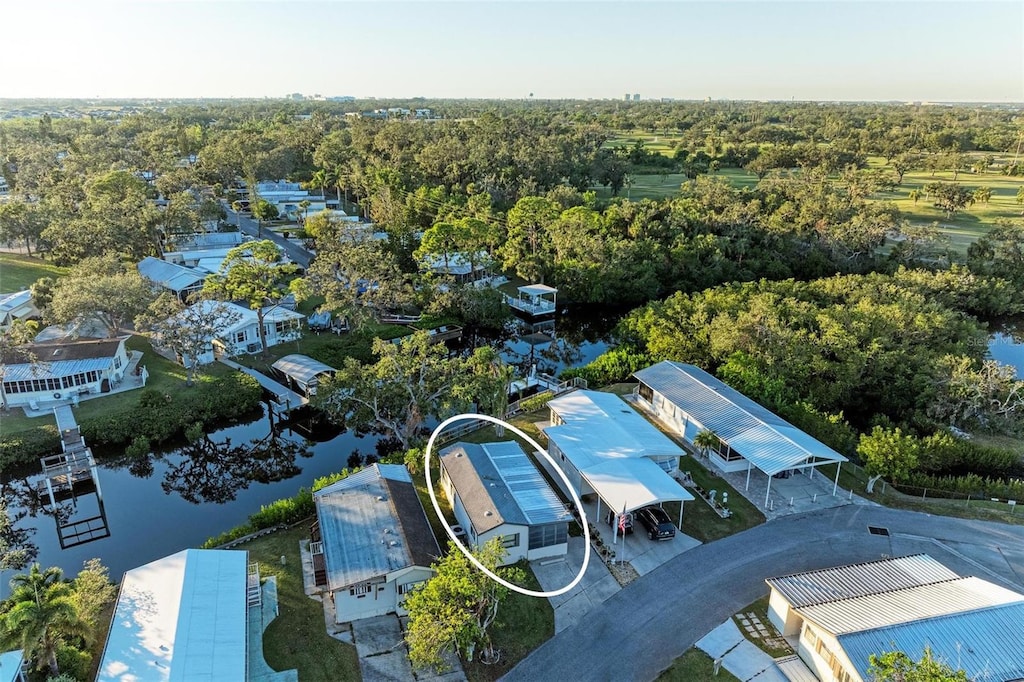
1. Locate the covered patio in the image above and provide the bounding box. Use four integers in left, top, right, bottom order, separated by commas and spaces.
505, 283, 558, 316
633, 362, 849, 510
270, 354, 336, 397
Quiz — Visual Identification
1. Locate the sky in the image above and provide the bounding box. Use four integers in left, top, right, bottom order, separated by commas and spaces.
4, 1, 1022, 102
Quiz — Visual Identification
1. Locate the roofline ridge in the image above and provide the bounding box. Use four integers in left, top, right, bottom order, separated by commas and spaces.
766, 553, 933, 585
835, 598, 1024, 638
795, 575, 972, 609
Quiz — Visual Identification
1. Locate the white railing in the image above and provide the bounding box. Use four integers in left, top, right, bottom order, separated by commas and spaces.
310, 541, 324, 555
504, 294, 556, 315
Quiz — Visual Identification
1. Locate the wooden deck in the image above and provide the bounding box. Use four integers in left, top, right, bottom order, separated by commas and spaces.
218, 358, 308, 411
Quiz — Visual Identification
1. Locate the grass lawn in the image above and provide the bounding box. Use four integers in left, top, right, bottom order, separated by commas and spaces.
0, 252, 67, 291
231, 323, 410, 376
462, 564, 554, 682
818, 461, 1024, 526
664, 458, 765, 543
0, 335, 232, 438
734, 595, 792, 658
238, 524, 361, 681
657, 648, 741, 682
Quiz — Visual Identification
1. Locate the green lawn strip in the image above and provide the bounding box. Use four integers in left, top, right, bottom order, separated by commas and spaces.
237, 524, 361, 682
733, 595, 793, 658
816, 462, 1024, 526
662, 458, 764, 543
0, 335, 222, 438
657, 648, 741, 682
462, 563, 554, 682
230, 323, 411, 375
0, 252, 68, 291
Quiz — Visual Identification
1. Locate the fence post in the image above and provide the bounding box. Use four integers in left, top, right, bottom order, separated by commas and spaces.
922, 488, 927, 500
965, 494, 970, 508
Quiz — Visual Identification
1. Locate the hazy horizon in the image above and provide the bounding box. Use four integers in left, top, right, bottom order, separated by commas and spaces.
5, 1, 1022, 102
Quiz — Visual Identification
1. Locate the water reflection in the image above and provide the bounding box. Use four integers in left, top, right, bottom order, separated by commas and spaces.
158, 428, 311, 504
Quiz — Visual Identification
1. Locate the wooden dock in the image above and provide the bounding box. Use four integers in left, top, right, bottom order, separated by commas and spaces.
218, 358, 309, 411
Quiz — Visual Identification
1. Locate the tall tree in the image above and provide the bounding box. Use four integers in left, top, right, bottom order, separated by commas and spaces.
404, 538, 523, 670
135, 293, 242, 385
0, 564, 89, 677
499, 196, 559, 282
250, 198, 279, 238
47, 256, 154, 337
315, 332, 487, 450
202, 240, 298, 356
0, 498, 36, 573
857, 426, 920, 493
0, 200, 46, 256
69, 559, 117, 640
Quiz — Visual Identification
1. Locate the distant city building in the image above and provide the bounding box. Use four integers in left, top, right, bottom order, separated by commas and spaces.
624, 94, 631, 101
632, 94, 640, 101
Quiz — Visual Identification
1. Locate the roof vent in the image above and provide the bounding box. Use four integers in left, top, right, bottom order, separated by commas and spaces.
389, 541, 399, 547
52, 349, 63, 357
485, 510, 493, 516
383, 528, 391, 534
376, 495, 385, 502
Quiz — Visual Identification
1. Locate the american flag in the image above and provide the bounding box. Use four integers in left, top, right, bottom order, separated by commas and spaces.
618, 506, 627, 533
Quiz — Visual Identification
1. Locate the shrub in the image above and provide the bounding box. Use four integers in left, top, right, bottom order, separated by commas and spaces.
561, 346, 651, 387
0, 424, 60, 471
518, 392, 555, 413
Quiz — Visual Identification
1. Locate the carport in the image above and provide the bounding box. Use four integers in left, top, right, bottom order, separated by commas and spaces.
271, 354, 336, 397
633, 362, 849, 508
581, 458, 694, 543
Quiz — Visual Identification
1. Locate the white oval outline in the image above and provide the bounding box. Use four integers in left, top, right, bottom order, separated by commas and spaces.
424, 413, 591, 598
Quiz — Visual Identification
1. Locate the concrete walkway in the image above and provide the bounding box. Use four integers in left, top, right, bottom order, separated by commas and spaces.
696, 621, 786, 682
352, 614, 467, 682
530, 536, 620, 632
247, 577, 299, 682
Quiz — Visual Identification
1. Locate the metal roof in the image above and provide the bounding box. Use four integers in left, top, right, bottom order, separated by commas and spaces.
839, 603, 1024, 682
440, 442, 569, 534
271, 354, 336, 387
0, 290, 32, 312
548, 391, 684, 457
2, 357, 114, 382
579, 458, 694, 514
137, 257, 206, 293
0, 650, 24, 682
314, 465, 439, 590
633, 361, 847, 476
799, 576, 1024, 634
766, 554, 959, 607
97, 549, 248, 682
518, 284, 557, 295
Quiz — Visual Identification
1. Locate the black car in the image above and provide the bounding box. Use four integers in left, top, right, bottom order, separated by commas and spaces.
635, 506, 676, 541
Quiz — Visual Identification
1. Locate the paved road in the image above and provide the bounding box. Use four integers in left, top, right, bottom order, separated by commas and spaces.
225, 207, 313, 269
503, 505, 1024, 682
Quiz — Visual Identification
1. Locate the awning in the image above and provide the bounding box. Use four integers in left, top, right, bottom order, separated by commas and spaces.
579, 458, 694, 515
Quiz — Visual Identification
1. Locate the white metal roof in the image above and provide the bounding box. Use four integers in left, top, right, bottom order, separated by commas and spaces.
766, 554, 959, 607
271, 354, 336, 387
544, 394, 693, 514
0, 290, 32, 312
799, 576, 1024, 634
839, 603, 1024, 682
314, 465, 439, 590
548, 391, 684, 457
97, 549, 248, 682
137, 257, 206, 293
580, 458, 693, 514
0, 650, 24, 682
440, 441, 570, 534
518, 284, 557, 295
633, 361, 847, 476
175, 300, 303, 339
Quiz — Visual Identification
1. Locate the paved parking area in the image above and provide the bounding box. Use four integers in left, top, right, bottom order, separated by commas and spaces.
531, 536, 620, 632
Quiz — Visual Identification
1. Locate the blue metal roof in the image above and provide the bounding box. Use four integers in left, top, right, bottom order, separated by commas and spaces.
137, 257, 206, 293
839, 602, 1024, 681
633, 361, 847, 476
2, 357, 113, 382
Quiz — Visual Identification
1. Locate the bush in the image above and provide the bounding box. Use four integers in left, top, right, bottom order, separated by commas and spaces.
518, 392, 555, 413
561, 346, 651, 387
0, 424, 60, 471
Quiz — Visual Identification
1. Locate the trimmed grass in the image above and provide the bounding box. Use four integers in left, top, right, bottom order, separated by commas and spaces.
664, 458, 765, 543
238, 524, 361, 681
734, 595, 792, 658
817, 461, 1024, 526
462, 564, 554, 682
231, 323, 410, 376
0, 335, 232, 438
0, 252, 67, 291
657, 648, 741, 682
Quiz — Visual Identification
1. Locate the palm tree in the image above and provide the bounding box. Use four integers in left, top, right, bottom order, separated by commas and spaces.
0, 564, 89, 676
298, 199, 311, 226
692, 429, 720, 460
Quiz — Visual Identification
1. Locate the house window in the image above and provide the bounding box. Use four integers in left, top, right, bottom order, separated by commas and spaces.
501, 533, 520, 549
113, 355, 122, 370
802, 626, 817, 647
528, 524, 567, 550
349, 584, 372, 597
638, 383, 653, 402
398, 580, 426, 595
235, 330, 246, 343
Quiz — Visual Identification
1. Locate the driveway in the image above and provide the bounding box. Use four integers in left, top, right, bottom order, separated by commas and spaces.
502, 505, 1024, 682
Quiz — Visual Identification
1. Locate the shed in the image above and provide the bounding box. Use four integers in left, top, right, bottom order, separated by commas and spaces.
271, 354, 336, 396
439, 441, 571, 564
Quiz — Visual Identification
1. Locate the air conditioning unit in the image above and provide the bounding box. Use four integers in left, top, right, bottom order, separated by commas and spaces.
246, 342, 261, 354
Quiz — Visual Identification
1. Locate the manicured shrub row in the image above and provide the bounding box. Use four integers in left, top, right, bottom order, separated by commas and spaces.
901, 472, 1024, 501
